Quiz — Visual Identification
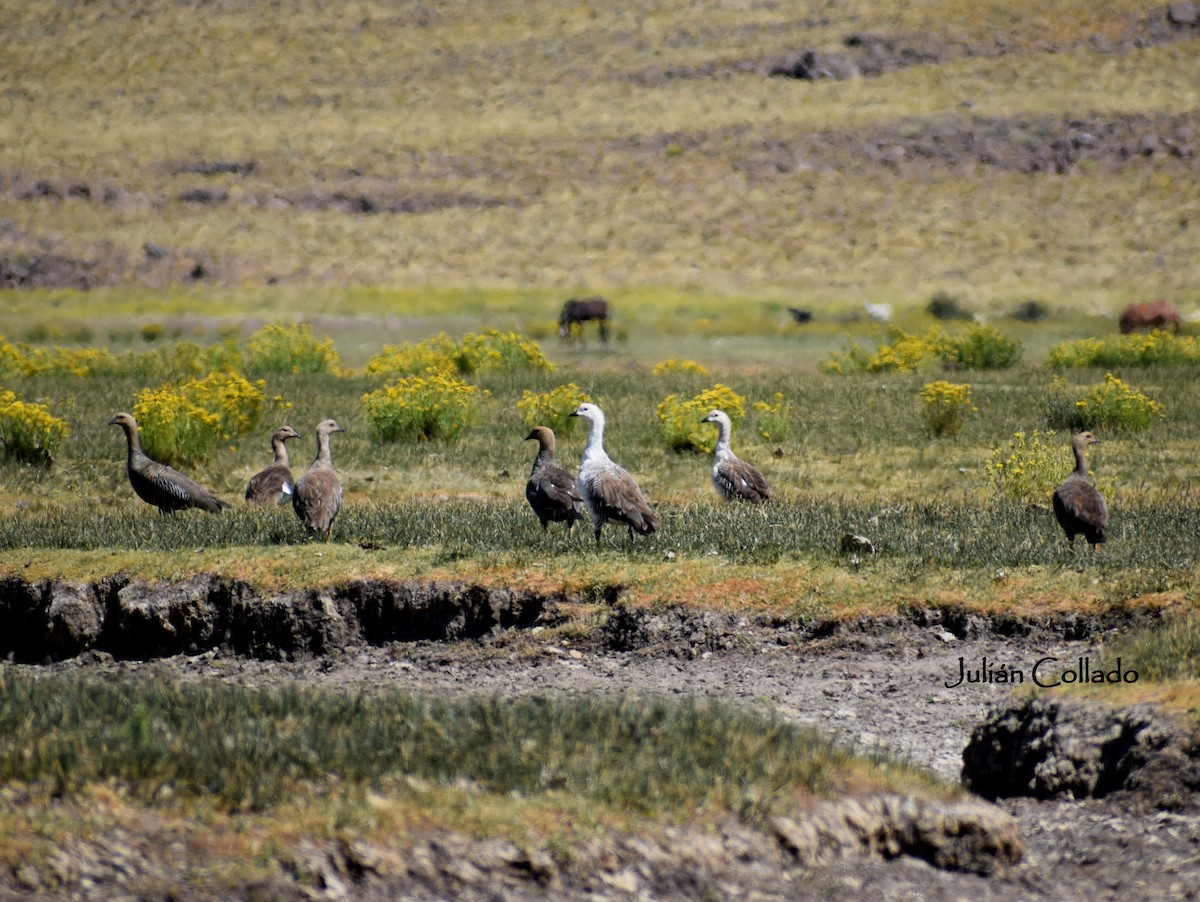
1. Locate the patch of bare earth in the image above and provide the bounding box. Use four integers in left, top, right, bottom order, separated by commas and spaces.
2, 575, 1197, 899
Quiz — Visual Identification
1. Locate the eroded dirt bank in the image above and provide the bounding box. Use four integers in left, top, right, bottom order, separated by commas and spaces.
3, 575, 1198, 900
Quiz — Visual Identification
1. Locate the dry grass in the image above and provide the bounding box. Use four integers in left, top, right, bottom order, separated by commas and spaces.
2, 0, 1198, 313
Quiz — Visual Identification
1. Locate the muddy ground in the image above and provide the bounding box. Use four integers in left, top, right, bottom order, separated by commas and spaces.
7, 599, 1199, 901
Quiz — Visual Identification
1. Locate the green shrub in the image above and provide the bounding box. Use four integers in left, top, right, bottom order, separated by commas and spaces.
517, 382, 590, 434
366, 330, 553, 380
245, 323, 340, 374
822, 326, 1021, 374
0, 389, 69, 466
1046, 373, 1164, 432
919, 381, 975, 438
943, 326, 1022, 370
657, 384, 746, 453
752, 392, 792, 443
362, 370, 483, 443
133, 371, 268, 465
985, 429, 1064, 504
454, 330, 555, 374
1046, 331, 1200, 368
651, 358, 710, 377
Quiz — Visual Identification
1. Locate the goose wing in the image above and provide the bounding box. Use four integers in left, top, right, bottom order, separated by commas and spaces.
585, 465, 657, 535
293, 468, 344, 533
1053, 476, 1108, 533
133, 459, 227, 513
715, 458, 772, 503
246, 462, 293, 505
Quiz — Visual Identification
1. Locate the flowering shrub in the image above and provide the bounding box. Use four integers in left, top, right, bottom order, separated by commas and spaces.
133, 386, 225, 466
651, 358, 710, 377
943, 326, 1022, 370
1050, 373, 1164, 432
1046, 331, 1200, 368
920, 381, 976, 438
656, 384, 746, 453
365, 336, 459, 379
517, 383, 590, 434
362, 371, 482, 443
455, 330, 554, 374
246, 323, 340, 374
133, 371, 269, 465
823, 326, 1021, 374
0, 389, 69, 466
985, 429, 1064, 504
366, 331, 553, 380
752, 392, 791, 442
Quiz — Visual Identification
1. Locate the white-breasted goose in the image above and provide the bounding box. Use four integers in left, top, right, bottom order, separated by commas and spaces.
108, 412, 228, 514
569, 402, 657, 544
524, 426, 586, 534
292, 419, 345, 539
700, 409, 772, 503
245, 425, 301, 505
1052, 431, 1108, 551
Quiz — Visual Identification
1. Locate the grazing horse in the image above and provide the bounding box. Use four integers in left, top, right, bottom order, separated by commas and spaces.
558, 296, 609, 344
1119, 300, 1182, 334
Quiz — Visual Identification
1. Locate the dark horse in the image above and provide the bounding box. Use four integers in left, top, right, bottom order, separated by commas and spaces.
558, 296, 610, 344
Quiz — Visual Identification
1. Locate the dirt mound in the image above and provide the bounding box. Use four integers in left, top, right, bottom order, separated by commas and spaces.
963, 696, 1200, 810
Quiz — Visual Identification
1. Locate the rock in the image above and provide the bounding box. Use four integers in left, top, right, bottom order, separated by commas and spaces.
840, 534, 875, 555
45, 582, 105, 657
111, 575, 223, 658
1168, 2, 1198, 26
772, 793, 1023, 874
962, 696, 1191, 803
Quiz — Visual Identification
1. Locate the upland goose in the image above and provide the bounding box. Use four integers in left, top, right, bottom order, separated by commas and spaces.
292, 419, 345, 538
701, 409, 772, 503
108, 412, 228, 514
1052, 431, 1108, 551
245, 425, 301, 505
524, 426, 586, 534
569, 402, 657, 544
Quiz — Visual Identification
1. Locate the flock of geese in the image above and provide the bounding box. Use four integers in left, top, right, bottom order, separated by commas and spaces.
108, 405, 1109, 551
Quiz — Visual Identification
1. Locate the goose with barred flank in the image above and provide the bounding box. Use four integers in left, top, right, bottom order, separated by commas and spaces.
108, 412, 229, 514
1052, 431, 1108, 552
525, 426, 586, 534
245, 425, 301, 505
569, 402, 657, 544
701, 409, 772, 503
292, 419, 345, 539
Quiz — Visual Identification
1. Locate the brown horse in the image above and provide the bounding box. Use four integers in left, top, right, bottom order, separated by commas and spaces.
558, 296, 609, 344
1119, 300, 1183, 334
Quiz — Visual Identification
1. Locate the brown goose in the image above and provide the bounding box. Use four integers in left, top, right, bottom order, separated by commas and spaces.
292, 419, 345, 538
108, 412, 228, 514
570, 402, 657, 544
1052, 431, 1108, 551
701, 409, 772, 503
525, 426, 586, 534
245, 425, 302, 505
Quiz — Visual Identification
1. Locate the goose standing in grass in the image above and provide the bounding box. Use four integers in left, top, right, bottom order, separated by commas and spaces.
292, 419, 345, 539
1053, 431, 1108, 552
108, 412, 229, 514
245, 425, 301, 505
569, 402, 657, 544
525, 426, 586, 534
700, 409, 772, 503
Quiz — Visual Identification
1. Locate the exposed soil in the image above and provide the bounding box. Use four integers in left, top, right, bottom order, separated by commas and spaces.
4, 577, 1198, 900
